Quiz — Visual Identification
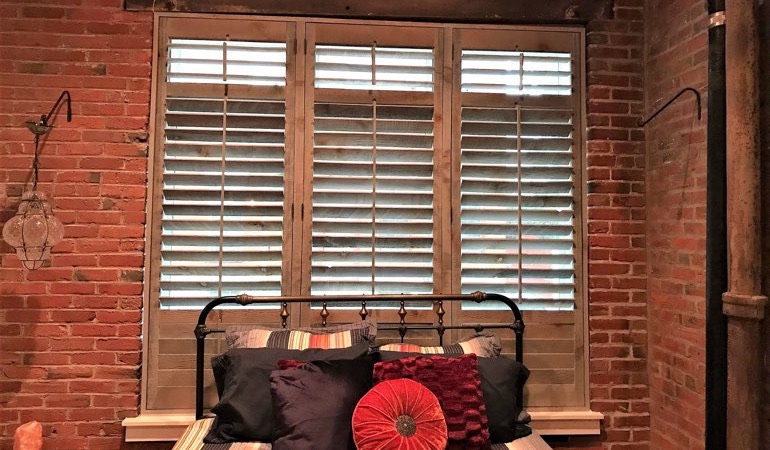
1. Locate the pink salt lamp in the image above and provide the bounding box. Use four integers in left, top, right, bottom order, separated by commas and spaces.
13, 421, 42, 450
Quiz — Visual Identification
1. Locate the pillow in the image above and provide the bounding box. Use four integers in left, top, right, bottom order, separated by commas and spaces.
204, 343, 370, 443
373, 353, 490, 450
270, 358, 374, 450
225, 320, 377, 350
352, 378, 447, 450
475, 356, 531, 442
378, 351, 530, 443
377, 331, 501, 357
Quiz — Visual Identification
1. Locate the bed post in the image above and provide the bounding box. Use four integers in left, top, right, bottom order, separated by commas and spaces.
194, 323, 206, 420
194, 295, 239, 419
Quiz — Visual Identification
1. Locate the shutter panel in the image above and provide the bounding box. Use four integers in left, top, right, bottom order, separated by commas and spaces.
150, 22, 295, 412
309, 42, 436, 296
458, 49, 576, 311
453, 33, 586, 408
159, 38, 288, 308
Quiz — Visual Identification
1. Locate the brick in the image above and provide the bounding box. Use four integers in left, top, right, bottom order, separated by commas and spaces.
45, 394, 92, 408
20, 6, 67, 19
588, 128, 630, 141
47, 366, 94, 380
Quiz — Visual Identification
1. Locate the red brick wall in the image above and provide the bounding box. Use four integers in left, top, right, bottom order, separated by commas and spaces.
0, 1, 152, 449
0, 1, 651, 449
644, 0, 709, 449
576, 1, 651, 449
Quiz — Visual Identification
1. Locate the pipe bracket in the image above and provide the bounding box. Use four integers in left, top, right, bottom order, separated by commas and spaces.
709, 11, 726, 28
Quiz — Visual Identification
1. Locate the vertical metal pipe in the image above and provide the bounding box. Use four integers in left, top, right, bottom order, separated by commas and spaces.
705, 1, 727, 449
722, 0, 768, 448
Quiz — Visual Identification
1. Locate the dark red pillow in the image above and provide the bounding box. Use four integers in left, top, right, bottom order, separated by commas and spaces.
378, 351, 531, 443
352, 378, 447, 450
373, 353, 490, 450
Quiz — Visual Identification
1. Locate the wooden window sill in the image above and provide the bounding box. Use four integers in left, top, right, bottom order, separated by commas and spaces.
122, 409, 604, 442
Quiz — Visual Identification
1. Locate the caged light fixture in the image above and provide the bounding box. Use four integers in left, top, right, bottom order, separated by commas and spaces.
2, 91, 71, 270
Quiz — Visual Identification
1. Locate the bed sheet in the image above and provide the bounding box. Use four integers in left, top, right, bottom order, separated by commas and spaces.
171, 418, 554, 450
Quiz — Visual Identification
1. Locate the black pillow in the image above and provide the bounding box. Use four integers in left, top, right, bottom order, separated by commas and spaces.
205, 343, 370, 443
270, 358, 374, 450
378, 351, 530, 443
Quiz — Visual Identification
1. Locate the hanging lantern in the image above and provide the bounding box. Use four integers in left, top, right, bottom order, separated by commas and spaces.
1, 90, 71, 270
2, 191, 64, 270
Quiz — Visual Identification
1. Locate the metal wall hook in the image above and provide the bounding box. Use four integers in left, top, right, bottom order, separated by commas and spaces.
23, 90, 74, 189
638, 87, 702, 127
42, 90, 72, 127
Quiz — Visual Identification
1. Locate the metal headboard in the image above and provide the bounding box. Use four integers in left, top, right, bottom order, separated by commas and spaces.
194, 291, 525, 419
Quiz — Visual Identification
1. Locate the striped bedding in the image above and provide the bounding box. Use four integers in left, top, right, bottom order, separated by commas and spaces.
172, 418, 554, 450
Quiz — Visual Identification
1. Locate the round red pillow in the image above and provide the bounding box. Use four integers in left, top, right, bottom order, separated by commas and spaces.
352, 378, 447, 450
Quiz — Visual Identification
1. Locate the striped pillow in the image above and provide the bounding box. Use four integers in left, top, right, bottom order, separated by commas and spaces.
225, 320, 377, 350
377, 332, 501, 358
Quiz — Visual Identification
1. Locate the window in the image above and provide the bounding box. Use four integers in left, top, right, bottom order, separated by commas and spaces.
144, 16, 585, 413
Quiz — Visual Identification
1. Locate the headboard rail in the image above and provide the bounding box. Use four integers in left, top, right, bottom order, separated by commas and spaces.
194, 291, 524, 419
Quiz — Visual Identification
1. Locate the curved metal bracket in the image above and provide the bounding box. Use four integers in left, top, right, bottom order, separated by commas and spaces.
26, 90, 72, 133
638, 87, 702, 127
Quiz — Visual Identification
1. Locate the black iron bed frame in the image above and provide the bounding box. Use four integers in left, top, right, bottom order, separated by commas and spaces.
194, 291, 525, 420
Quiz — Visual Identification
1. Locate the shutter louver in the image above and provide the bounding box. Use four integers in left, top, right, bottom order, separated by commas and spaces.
160, 39, 288, 308
459, 49, 576, 311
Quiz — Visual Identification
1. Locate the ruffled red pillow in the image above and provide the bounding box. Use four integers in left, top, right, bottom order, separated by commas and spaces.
373, 353, 490, 450
352, 378, 447, 450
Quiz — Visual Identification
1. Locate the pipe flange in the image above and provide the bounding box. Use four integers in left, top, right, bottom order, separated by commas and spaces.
722, 292, 767, 320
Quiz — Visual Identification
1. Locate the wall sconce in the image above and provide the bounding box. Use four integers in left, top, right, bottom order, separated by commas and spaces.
2, 91, 71, 270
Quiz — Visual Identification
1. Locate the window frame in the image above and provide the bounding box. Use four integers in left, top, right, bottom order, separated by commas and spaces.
140, 13, 588, 417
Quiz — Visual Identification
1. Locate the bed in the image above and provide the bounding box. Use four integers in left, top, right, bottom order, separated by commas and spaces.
171, 291, 554, 450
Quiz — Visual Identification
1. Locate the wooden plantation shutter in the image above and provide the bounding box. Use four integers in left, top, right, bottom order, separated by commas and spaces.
450, 28, 586, 408
147, 18, 295, 410
303, 24, 442, 301
145, 17, 589, 414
